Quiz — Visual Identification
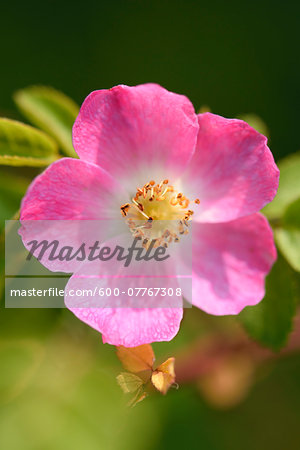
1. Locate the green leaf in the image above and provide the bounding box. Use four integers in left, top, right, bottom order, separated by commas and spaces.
0, 118, 59, 167
116, 372, 144, 394
0, 167, 30, 295
275, 198, 300, 272
0, 167, 29, 225
275, 229, 300, 272
14, 86, 79, 157
238, 254, 299, 351
282, 197, 300, 228
263, 151, 300, 220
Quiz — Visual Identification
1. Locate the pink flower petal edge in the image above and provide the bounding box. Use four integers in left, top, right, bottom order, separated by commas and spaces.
100, 307, 183, 347
72, 83, 199, 189
19, 158, 128, 273
65, 280, 183, 347
188, 213, 277, 315
20, 158, 126, 221
182, 113, 280, 223
64, 248, 183, 347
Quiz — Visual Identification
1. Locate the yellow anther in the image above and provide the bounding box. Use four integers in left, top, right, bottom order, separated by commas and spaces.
120, 178, 200, 245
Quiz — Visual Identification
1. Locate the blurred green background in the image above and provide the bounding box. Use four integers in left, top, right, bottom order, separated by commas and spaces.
1, 1, 300, 449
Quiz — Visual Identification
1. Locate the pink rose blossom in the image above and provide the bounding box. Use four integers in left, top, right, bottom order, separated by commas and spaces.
20, 84, 279, 347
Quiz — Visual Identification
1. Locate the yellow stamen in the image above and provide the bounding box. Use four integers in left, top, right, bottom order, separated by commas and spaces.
120, 179, 200, 247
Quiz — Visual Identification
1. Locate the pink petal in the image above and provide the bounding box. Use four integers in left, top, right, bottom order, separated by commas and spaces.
19, 158, 127, 273
73, 306, 182, 347
73, 84, 198, 188
182, 113, 279, 222
64, 235, 184, 346
20, 158, 126, 220
65, 273, 183, 347
188, 213, 276, 315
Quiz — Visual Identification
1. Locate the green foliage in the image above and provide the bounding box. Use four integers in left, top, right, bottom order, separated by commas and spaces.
263, 151, 300, 220
262, 151, 300, 273
239, 255, 299, 351
282, 197, 300, 228
0, 118, 59, 167
275, 198, 300, 272
0, 166, 31, 294
275, 229, 300, 273
0, 167, 29, 226
14, 86, 79, 158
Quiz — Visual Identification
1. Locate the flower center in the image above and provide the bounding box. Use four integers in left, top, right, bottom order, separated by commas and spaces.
120, 179, 200, 248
